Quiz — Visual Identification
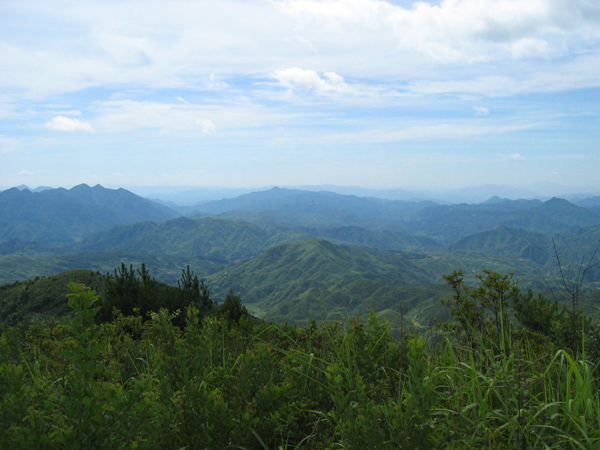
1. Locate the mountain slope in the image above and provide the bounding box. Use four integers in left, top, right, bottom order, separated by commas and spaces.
75, 216, 269, 262
206, 239, 434, 308
0, 269, 106, 325
448, 226, 552, 265
406, 198, 600, 244
0, 184, 179, 245
195, 187, 434, 223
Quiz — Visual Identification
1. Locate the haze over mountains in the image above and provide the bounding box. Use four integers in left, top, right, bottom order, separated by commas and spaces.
1, 183, 600, 325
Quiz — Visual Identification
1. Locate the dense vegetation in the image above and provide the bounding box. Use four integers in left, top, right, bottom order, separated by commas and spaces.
1, 270, 599, 449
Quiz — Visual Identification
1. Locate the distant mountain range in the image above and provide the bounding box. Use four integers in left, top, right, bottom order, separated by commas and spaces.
2, 184, 600, 327
0, 184, 179, 245
114, 182, 600, 205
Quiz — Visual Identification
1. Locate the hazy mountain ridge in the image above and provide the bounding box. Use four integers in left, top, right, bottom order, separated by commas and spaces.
194, 187, 435, 223
405, 197, 600, 244
0, 184, 179, 245
74, 216, 269, 263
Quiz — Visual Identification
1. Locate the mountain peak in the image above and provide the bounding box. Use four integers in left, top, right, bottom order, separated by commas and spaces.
542, 197, 575, 208
70, 183, 92, 191
1, 187, 31, 197
481, 196, 504, 204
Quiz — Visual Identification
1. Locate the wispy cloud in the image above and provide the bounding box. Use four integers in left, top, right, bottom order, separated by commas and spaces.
499, 153, 526, 161
18, 170, 40, 176
45, 116, 95, 132
199, 119, 216, 134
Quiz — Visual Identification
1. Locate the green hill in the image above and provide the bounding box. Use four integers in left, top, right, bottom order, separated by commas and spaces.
75, 216, 269, 262
0, 269, 105, 325
304, 225, 439, 251
206, 239, 437, 322
256, 278, 451, 326
448, 226, 552, 265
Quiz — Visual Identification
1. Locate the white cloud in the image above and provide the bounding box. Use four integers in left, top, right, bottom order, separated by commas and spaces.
18, 170, 39, 176
45, 116, 95, 132
42, 109, 81, 117
499, 153, 527, 161
1, 0, 599, 101
0, 0, 599, 190
200, 119, 216, 134
271, 67, 349, 94
276, 0, 600, 62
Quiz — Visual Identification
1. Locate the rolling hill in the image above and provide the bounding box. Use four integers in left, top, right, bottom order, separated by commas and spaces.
205, 238, 435, 308
448, 226, 552, 265
0, 269, 106, 325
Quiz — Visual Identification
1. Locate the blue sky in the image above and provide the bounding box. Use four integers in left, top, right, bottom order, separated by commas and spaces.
1, 0, 599, 192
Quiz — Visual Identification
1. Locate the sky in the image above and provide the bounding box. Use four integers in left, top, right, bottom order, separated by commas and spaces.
1, 0, 600, 192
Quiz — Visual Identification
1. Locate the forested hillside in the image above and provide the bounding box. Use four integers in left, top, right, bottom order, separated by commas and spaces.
1, 185, 600, 327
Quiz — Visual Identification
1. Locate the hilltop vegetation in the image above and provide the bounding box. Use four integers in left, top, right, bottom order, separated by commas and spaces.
1, 271, 599, 449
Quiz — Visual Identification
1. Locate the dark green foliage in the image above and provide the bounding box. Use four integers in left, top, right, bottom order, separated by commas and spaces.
1, 274, 600, 449
515, 290, 566, 337
98, 263, 216, 327
220, 288, 248, 325
178, 265, 213, 314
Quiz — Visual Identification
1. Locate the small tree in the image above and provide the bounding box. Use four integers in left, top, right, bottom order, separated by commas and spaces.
440, 269, 521, 352
220, 289, 248, 325
177, 265, 213, 316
